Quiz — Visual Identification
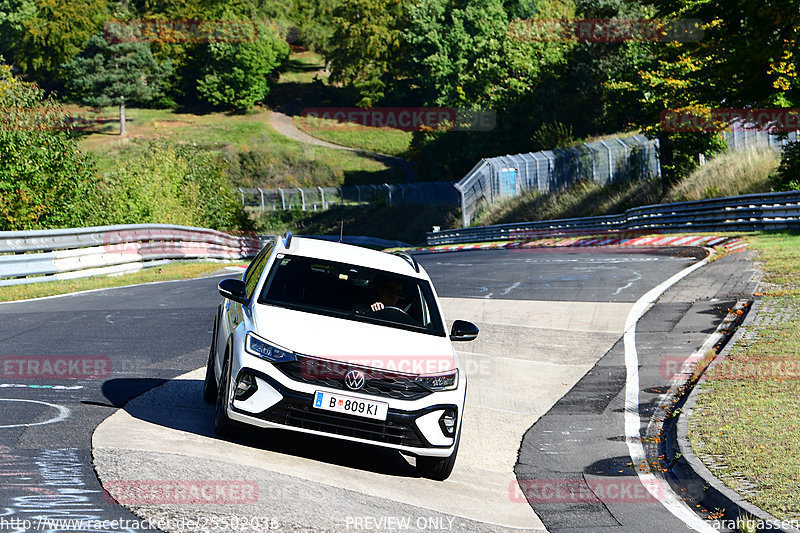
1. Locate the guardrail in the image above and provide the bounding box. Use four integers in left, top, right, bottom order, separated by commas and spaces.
0, 224, 261, 287
427, 190, 800, 245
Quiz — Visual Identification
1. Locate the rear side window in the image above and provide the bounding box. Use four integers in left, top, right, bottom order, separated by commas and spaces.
244, 242, 274, 299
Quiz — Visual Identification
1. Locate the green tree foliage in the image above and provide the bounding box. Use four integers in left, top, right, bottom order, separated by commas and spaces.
405, 0, 509, 109
2, 0, 108, 88
0, 61, 102, 230
98, 142, 249, 230
195, 18, 289, 112
772, 141, 800, 192
327, 0, 410, 106
0, 0, 35, 62
608, 0, 800, 188
64, 28, 172, 135
289, 0, 340, 53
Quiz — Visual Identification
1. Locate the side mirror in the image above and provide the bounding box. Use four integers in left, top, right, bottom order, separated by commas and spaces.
450, 320, 479, 341
218, 279, 248, 305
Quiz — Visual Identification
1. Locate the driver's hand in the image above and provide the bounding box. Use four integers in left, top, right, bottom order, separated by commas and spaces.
370, 302, 384, 312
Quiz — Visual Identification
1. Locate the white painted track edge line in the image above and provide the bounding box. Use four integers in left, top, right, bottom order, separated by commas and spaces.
623, 249, 718, 532
0, 269, 240, 306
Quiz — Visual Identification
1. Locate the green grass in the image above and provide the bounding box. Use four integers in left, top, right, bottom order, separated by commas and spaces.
689, 232, 800, 522
293, 115, 413, 157
665, 149, 780, 202
74, 106, 403, 186
0, 261, 241, 303
472, 178, 664, 227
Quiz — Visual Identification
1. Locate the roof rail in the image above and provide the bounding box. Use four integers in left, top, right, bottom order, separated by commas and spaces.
282, 231, 292, 249
390, 250, 420, 273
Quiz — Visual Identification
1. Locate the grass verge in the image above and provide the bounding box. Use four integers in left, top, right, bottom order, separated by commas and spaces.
688, 231, 800, 522
293, 116, 413, 157
0, 261, 240, 303
74, 106, 403, 187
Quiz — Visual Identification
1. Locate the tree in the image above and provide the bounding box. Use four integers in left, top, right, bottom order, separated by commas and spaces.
0, 59, 102, 230
606, 0, 799, 191
2, 0, 108, 89
327, 0, 410, 106
64, 27, 172, 135
195, 18, 289, 112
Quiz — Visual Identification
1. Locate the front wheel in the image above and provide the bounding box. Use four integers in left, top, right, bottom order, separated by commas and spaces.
417, 429, 460, 481
213, 350, 236, 437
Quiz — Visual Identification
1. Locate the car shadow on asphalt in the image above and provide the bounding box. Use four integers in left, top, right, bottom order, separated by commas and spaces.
102, 377, 419, 478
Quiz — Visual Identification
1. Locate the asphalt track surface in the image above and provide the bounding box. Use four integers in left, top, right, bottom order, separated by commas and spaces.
0, 248, 757, 532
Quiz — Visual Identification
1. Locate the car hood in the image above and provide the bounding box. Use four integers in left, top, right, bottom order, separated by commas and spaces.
251, 304, 457, 374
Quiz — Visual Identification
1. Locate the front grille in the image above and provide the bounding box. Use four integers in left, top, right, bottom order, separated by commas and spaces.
274, 356, 432, 401
260, 401, 427, 448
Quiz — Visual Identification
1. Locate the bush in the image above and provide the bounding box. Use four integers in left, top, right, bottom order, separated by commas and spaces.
99, 142, 250, 230
196, 19, 290, 112
773, 142, 800, 192
0, 61, 102, 230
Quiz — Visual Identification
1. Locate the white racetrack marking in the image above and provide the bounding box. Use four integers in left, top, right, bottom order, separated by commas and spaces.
0, 399, 71, 428
622, 251, 717, 533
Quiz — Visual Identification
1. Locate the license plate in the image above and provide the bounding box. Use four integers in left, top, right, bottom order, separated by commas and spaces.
312, 391, 388, 421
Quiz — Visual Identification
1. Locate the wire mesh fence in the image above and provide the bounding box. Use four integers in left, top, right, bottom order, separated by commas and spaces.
455, 130, 799, 227
238, 182, 460, 211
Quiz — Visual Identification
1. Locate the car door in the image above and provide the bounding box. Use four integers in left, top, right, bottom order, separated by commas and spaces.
216, 241, 274, 373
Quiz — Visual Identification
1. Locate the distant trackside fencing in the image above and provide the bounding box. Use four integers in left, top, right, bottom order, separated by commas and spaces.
238, 182, 460, 211
427, 190, 800, 245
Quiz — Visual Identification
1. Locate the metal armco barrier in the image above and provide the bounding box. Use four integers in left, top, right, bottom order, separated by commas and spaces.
0, 224, 261, 287
427, 190, 800, 245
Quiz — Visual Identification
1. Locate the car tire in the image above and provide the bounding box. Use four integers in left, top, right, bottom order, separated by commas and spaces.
417, 429, 460, 481
213, 348, 236, 437
202, 314, 219, 404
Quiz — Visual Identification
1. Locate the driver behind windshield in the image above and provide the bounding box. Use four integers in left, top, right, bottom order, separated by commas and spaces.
369, 275, 405, 312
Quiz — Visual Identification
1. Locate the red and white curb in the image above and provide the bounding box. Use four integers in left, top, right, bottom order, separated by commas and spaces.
402, 235, 747, 254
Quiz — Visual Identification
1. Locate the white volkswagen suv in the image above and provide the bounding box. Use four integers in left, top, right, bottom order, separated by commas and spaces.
203, 233, 478, 480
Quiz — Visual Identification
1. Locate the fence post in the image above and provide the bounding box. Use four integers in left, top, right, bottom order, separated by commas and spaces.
599, 140, 613, 183
298, 188, 306, 211
585, 143, 597, 183
384, 183, 393, 206
616, 138, 629, 179
569, 147, 580, 179
238, 187, 245, 206
278, 188, 286, 210
258, 188, 265, 211
318, 186, 326, 209
357, 185, 362, 205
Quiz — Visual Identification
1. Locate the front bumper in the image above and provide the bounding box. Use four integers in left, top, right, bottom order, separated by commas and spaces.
225, 355, 464, 458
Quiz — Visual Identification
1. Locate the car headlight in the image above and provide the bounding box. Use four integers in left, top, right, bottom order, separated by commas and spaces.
416, 369, 458, 391
245, 333, 296, 363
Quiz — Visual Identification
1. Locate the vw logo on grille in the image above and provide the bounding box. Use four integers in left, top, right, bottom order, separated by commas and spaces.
344, 370, 365, 390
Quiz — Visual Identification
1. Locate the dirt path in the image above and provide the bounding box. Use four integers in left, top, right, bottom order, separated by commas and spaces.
267, 110, 415, 180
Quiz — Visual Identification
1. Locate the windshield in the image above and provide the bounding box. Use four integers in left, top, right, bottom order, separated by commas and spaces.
258, 254, 446, 337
